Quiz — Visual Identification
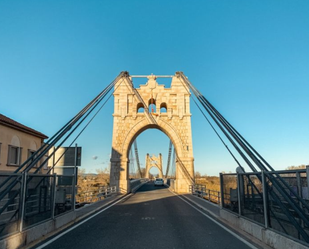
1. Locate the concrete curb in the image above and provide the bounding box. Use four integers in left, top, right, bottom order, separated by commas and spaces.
131, 180, 149, 193
181, 193, 309, 249
183, 194, 220, 218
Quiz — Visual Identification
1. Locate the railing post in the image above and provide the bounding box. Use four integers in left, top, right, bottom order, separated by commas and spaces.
51, 173, 57, 219
219, 173, 224, 208
217, 191, 220, 205
262, 171, 269, 229
72, 144, 78, 211
208, 189, 211, 201
19, 172, 27, 232
237, 173, 242, 216
296, 171, 304, 230
72, 169, 76, 211
306, 166, 309, 194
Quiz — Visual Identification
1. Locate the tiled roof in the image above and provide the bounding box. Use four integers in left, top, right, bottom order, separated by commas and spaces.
0, 114, 48, 139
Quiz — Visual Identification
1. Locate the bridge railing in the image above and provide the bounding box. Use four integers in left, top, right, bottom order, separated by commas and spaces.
190, 184, 221, 204
0, 173, 23, 238
220, 169, 309, 243
130, 178, 148, 192
166, 178, 175, 191
0, 172, 76, 239
0, 172, 117, 239
76, 185, 117, 206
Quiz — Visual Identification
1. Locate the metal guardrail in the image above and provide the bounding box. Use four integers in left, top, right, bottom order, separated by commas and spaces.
76, 186, 117, 205
191, 169, 309, 244
75, 179, 148, 207
0, 172, 117, 240
190, 184, 221, 204
130, 178, 148, 192
220, 169, 309, 244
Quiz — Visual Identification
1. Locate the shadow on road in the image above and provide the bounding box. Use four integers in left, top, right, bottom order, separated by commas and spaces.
134, 181, 168, 192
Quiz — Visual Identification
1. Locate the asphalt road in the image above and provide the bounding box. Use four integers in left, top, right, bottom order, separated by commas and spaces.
35, 182, 260, 249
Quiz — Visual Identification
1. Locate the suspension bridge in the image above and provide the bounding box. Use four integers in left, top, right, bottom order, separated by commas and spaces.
0, 72, 308, 249
128, 139, 175, 179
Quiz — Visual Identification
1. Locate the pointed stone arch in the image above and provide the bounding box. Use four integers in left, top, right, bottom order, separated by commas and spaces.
145, 154, 163, 179
110, 73, 194, 193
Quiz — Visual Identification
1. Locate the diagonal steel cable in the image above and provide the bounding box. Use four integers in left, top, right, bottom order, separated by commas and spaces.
177, 72, 309, 241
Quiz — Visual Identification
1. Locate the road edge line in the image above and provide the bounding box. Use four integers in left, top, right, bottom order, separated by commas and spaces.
34, 193, 132, 249
169, 190, 259, 249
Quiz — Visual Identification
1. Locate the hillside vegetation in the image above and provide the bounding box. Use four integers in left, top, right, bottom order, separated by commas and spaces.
76, 168, 110, 203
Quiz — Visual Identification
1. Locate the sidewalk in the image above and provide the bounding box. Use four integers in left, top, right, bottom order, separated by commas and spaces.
182, 194, 221, 217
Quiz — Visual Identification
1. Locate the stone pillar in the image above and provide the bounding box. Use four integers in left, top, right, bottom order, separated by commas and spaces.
145, 154, 150, 179
175, 157, 194, 193
158, 153, 163, 178
119, 158, 129, 193
110, 158, 120, 190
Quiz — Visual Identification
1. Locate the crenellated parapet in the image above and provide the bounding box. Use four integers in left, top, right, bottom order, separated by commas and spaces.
113, 74, 191, 120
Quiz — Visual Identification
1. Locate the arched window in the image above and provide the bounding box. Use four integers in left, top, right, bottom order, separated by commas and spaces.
28, 141, 38, 167
148, 98, 156, 113
137, 103, 144, 113
8, 136, 21, 166
160, 103, 167, 113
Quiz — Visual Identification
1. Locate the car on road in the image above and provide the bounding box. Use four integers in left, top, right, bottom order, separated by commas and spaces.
154, 178, 164, 186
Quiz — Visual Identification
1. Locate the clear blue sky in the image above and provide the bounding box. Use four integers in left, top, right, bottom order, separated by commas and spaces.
0, 1, 308, 176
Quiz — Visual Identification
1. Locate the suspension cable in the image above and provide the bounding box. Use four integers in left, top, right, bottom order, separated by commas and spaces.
177, 72, 309, 240
0, 71, 127, 206
165, 140, 173, 178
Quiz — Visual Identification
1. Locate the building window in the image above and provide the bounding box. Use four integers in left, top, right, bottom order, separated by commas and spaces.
28, 149, 37, 167
7, 145, 21, 166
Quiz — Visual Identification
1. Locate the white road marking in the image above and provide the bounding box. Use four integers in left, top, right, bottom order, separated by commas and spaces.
141, 217, 155, 220
171, 191, 259, 249
35, 194, 131, 249
36, 187, 258, 249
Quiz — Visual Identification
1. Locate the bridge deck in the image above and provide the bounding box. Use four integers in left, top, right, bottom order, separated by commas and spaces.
33, 182, 264, 249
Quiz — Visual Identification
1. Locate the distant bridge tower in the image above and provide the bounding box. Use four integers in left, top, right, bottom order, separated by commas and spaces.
145, 153, 163, 179
110, 72, 194, 193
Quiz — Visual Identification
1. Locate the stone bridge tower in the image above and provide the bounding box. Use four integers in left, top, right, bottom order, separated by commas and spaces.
110, 72, 194, 193
145, 154, 163, 179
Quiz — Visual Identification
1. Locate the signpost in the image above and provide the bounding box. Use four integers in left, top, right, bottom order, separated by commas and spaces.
50, 145, 82, 211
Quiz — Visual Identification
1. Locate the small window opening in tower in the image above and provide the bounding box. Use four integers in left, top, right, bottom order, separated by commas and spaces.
148, 98, 157, 114
137, 103, 144, 113
160, 103, 167, 113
